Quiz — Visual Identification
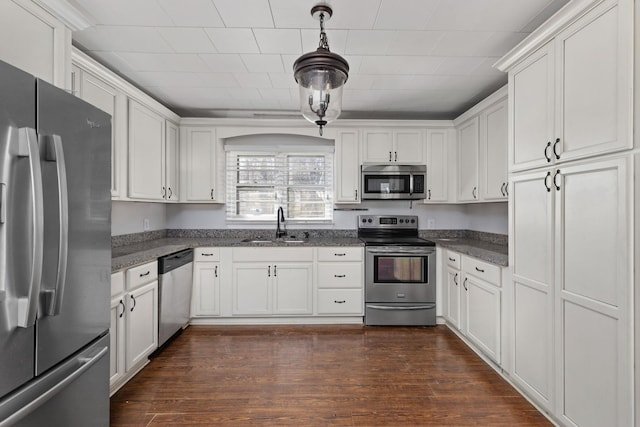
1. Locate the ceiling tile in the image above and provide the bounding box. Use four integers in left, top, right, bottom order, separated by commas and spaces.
156, 0, 224, 27
199, 54, 248, 72
240, 54, 284, 73
324, 0, 382, 30
434, 57, 488, 75
117, 53, 209, 72
157, 28, 217, 53
301, 29, 348, 54
258, 88, 295, 101
370, 75, 417, 91
431, 31, 495, 56
74, 26, 174, 53
194, 73, 240, 88
375, 0, 440, 30
470, 0, 555, 32
71, 0, 173, 26
386, 31, 443, 55
212, 0, 274, 28
344, 74, 375, 90
204, 28, 260, 53
253, 29, 301, 54
269, 0, 322, 29
345, 30, 394, 55
423, 0, 483, 31
226, 87, 262, 99
359, 56, 444, 75
234, 72, 274, 89
268, 73, 297, 89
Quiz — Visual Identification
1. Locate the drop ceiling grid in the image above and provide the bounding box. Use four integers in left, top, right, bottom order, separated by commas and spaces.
70, 0, 570, 117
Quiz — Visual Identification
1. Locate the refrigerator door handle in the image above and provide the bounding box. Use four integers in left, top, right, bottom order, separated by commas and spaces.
43, 135, 69, 316
0, 344, 108, 427
16, 127, 44, 328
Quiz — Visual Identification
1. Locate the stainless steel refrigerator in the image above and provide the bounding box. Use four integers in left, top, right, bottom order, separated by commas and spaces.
0, 59, 111, 426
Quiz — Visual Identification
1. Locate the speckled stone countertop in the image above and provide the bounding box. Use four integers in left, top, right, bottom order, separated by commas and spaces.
112, 235, 364, 272
431, 238, 508, 266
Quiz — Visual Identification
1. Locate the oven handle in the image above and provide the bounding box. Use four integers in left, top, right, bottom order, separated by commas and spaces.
366, 247, 435, 255
367, 304, 436, 311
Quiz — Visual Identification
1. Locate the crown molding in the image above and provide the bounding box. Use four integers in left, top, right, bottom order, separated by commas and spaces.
32, 0, 93, 31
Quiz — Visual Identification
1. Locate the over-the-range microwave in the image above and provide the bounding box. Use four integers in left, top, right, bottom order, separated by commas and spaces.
361, 164, 426, 200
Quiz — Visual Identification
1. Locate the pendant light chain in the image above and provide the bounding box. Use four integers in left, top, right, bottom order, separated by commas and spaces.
318, 12, 330, 50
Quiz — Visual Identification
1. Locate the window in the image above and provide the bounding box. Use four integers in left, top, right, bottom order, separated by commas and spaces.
226, 150, 333, 223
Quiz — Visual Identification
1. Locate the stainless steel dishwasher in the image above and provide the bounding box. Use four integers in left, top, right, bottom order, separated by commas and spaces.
157, 248, 194, 348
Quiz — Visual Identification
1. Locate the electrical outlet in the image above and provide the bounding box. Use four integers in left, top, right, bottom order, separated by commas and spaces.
427, 219, 435, 229
143, 218, 150, 231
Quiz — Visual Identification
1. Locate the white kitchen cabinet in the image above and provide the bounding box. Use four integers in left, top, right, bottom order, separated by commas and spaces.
480, 99, 508, 200
0, 0, 71, 90
125, 281, 158, 370
335, 129, 360, 203
109, 296, 125, 387
457, 117, 479, 202
231, 248, 314, 316
316, 247, 364, 315
192, 261, 220, 317
181, 126, 218, 202
74, 67, 127, 199
362, 129, 425, 164
164, 120, 179, 202
424, 129, 449, 202
506, 0, 632, 173
444, 266, 461, 329
128, 100, 165, 200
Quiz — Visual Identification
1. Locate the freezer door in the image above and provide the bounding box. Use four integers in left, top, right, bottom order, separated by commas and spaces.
0, 334, 110, 427
0, 61, 40, 398
35, 80, 111, 374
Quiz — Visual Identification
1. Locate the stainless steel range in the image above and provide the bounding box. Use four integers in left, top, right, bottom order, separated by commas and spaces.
358, 215, 436, 326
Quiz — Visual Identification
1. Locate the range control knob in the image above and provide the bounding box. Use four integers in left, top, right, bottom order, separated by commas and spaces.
362, 218, 367, 223
368, 218, 373, 223
399, 219, 404, 223
411, 219, 416, 223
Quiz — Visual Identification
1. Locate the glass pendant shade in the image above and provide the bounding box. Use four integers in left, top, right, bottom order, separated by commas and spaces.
293, 5, 349, 135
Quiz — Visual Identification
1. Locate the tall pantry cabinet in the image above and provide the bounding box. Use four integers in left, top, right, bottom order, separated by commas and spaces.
495, 0, 635, 426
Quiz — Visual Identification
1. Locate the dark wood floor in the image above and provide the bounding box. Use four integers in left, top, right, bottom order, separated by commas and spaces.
111, 325, 550, 426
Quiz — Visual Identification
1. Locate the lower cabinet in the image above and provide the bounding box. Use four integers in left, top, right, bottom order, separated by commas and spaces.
442, 249, 502, 365
110, 261, 158, 395
316, 247, 364, 315
191, 248, 221, 317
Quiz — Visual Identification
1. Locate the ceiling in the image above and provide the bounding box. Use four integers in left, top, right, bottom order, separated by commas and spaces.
69, 0, 569, 120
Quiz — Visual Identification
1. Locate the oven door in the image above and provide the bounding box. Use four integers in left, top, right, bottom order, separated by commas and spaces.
365, 246, 436, 303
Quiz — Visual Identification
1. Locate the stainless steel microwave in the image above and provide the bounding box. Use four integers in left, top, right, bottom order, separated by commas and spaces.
361, 164, 426, 200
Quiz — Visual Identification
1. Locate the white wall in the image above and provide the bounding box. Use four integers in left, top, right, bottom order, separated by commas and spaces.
163, 201, 508, 234
112, 201, 167, 235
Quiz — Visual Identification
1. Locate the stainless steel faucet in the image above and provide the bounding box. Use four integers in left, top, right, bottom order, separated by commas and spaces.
276, 206, 286, 238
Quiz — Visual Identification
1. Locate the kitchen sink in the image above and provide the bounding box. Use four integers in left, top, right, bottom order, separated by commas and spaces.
240, 238, 273, 243
282, 240, 305, 243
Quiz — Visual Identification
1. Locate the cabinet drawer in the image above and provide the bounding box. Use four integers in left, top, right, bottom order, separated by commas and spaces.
111, 271, 125, 297
317, 263, 363, 288
126, 261, 158, 291
233, 247, 313, 262
317, 289, 363, 315
194, 247, 220, 261
462, 256, 500, 286
445, 250, 461, 269
317, 247, 363, 262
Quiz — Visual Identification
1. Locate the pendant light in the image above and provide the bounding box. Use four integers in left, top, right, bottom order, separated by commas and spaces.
293, 5, 349, 136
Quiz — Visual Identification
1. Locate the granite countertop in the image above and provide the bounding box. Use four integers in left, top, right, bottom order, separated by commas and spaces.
112, 237, 365, 272
432, 238, 508, 267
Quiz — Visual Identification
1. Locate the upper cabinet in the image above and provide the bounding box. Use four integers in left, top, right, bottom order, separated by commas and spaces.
0, 0, 71, 90
335, 129, 360, 204
457, 117, 480, 202
424, 129, 450, 202
362, 129, 425, 164
181, 126, 219, 203
128, 100, 166, 201
164, 121, 180, 202
505, 0, 632, 172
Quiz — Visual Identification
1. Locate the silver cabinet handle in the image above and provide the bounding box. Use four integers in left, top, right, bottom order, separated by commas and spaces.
544, 171, 551, 192
44, 135, 69, 317
17, 128, 44, 328
368, 304, 435, 311
544, 141, 551, 162
334, 274, 346, 278
553, 138, 560, 160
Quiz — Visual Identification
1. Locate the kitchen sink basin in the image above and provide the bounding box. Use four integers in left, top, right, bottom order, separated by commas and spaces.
282, 240, 304, 243
240, 238, 273, 243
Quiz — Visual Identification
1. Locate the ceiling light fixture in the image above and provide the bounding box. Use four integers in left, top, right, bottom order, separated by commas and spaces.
293, 4, 349, 136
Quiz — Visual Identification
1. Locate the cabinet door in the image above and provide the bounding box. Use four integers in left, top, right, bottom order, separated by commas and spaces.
362, 130, 393, 163
555, 157, 631, 427
481, 100, 508, 200
128, 100, 165, 200
335, 130, 360, 203
509, 41, 555, 172
425, 129, 448, 202
79, 70, 125, 199
445, 266, 461, 329
394, 130, 424, 164
273, 263, 313, 315
165, 121, 179, 201
464, 275, 501, 364
192, 262, 220, 316
125, 281, 158, 370
457, 117, 479, 201
183, 127, 217, 202
555, 1, 632, 163
510, 169, 555, 409
232, 263, 271, 315
109, 297, 126, 388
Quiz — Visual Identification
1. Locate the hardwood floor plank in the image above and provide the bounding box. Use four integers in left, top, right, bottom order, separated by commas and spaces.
111, 325, 551, 426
